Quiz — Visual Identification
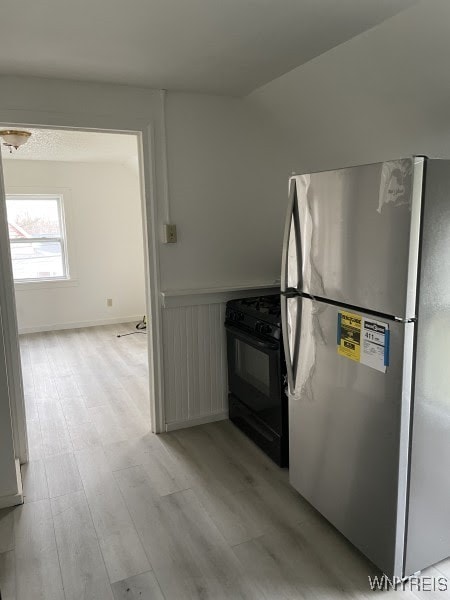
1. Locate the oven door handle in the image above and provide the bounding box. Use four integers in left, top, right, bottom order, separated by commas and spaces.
225, 324, 279, 351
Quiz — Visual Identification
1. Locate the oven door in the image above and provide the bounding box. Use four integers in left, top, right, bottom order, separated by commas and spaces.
226, 323, 281, 434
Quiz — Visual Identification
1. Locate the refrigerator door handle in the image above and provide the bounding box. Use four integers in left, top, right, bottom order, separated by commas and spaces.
281, 178, 301, 293
281, 293, 301, 394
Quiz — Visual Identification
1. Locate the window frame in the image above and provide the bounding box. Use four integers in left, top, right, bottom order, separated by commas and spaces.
6, 193, 70, 284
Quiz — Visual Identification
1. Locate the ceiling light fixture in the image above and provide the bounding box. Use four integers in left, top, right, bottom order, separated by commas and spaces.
0, 130, 32, 153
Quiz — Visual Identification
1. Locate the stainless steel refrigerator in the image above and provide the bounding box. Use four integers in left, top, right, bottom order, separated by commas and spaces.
281, 156, 450, 579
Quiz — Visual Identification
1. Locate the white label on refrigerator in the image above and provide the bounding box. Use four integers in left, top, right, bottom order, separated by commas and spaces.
360, 318, 389, 373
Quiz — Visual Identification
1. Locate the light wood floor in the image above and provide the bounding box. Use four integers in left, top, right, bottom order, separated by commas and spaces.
0, 324, 448, 599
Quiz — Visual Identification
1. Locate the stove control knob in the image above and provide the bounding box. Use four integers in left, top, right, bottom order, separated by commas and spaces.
256, 322, 271, 335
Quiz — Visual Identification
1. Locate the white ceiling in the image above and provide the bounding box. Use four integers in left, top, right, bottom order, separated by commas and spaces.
0, 0, 415, 96
0, 129, 138, 163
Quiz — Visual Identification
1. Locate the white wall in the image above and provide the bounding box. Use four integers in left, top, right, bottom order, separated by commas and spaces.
3, 159, 146, 332
248, 0, 450, 173
161, 92, 290, 291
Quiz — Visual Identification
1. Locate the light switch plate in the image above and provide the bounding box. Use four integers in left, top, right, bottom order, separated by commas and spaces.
164, 223, 177, 243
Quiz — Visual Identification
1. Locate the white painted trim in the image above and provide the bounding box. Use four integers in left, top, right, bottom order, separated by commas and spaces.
0, 492, 23, 509
145, 124, 166, 434
165, 411, 228, 432
15, 278, 79, 291
0, 459, 23, 508
0, 156, 28, 464
18, 315, 144, 335
161, 283, 280, 308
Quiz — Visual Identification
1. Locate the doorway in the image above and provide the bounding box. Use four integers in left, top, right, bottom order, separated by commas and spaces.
0, 125, 161, 473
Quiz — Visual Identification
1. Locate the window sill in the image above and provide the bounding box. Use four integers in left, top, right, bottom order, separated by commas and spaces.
14, 278, 79, 291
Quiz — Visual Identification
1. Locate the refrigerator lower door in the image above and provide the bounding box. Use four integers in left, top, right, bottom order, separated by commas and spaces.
289, 297, 414, 578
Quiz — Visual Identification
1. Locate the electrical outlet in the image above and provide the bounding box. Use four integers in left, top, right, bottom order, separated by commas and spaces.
107, 298, 113, 307
164, 223, 177, 244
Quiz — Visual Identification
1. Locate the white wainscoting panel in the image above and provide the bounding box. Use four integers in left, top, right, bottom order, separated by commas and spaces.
162, 303, 228, 429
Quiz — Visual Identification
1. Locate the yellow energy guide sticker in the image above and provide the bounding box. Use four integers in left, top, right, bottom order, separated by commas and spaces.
337, 311, 361, 362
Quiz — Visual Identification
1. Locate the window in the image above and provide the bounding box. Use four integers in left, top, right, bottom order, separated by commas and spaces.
6, 195, 69, 282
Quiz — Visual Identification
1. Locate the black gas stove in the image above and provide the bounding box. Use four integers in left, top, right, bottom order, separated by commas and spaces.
225, 294, 288, 467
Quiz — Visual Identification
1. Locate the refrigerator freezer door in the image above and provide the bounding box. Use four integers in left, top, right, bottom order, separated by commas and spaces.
291, 158, 424, 319
289, 297, 414, 577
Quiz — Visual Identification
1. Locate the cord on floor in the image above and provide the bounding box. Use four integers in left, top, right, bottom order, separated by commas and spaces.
117, 316, 147, 338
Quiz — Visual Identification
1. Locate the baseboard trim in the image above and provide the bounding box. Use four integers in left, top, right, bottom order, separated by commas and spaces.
0, 459, 23, 509
165, 411, 228, 432
18, 315, 144, 335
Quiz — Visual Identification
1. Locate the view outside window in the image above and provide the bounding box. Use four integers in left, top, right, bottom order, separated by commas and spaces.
6, 195, 68, 281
